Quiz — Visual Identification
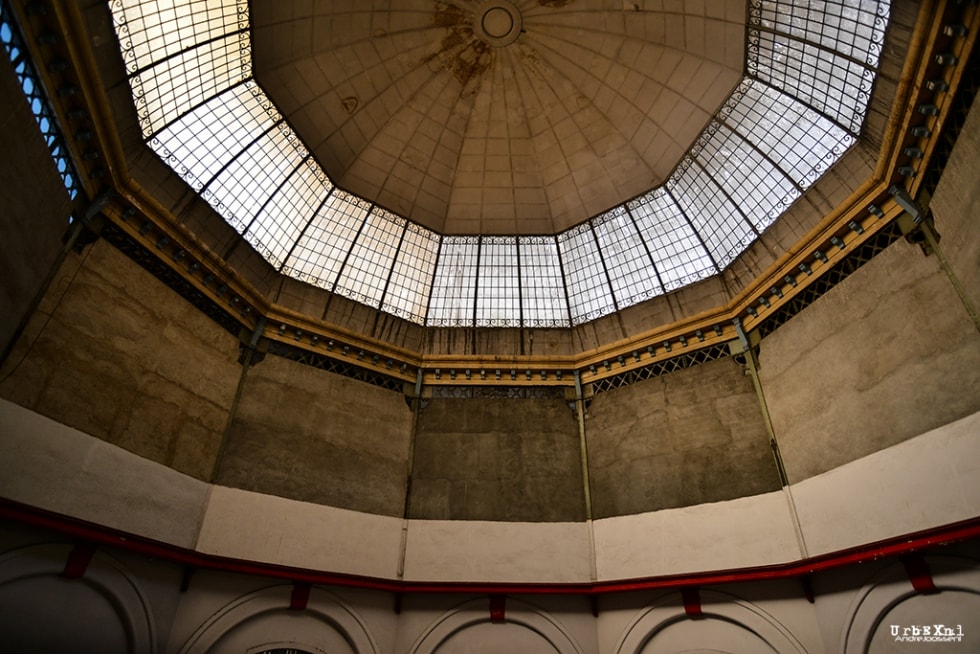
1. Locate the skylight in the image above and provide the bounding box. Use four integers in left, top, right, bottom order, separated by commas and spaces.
110, 0, 890, 328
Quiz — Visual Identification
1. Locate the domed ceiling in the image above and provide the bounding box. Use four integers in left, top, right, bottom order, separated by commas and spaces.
109, 0, 889, 327
250, 1, 745, 234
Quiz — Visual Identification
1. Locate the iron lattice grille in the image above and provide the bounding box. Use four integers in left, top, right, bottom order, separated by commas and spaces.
590, 343, 733, 396
429, 386, 567, 400
265, 340, 406, 393
756, 220, 904, 339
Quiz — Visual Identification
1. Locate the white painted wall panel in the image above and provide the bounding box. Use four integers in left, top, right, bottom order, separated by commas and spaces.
403, 520, 593, 583
0, 398, 208, 549
197, 485, 404, 580
793, 410, 980, 556
593, 490, 800, 581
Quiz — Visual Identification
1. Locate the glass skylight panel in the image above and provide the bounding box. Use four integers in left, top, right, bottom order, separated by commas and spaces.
334, 207, 404, 308
692, 120, 800, 233
754, 0, 888, 66
428, 237, 480, 327
721, 79, 853, 190
151, 82, 277, 191
519, 237, 570, 328
244, 157, 332, 269
629, 190, 716, 292
592, 207, 663, 308
111, 0, 245, 72
559, 224, 616, 325
476, 237, 521, 327
112, 0, 249, 137
748, 0, 888, 135
668, 161, 756, 270
131, 32, 250, 136
203, 121, 305, 233
383, 224, 440, 324
750, 31, 871, 134
280, 191, 371, 290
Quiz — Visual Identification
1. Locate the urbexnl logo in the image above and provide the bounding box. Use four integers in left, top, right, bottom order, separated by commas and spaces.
891, 624, 964, 643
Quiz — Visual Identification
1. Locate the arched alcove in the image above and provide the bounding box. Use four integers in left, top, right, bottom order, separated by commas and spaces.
615, 590, 807, 654
842, 555, 980, 654
178, 585, 378, 654
0, 543, 155, 653
408, 597, 586, 654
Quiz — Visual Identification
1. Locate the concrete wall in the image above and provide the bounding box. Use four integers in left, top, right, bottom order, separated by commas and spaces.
758, 202, 980, 484
793, 410, 980, 557
0, 240, 241, 480
411, 395, 584, 521
755, 46, 980, 487
931, 86, 980, 320
403, 519, 592, 583
0, 43, 73, 358
218, 354, 413, 516
586, 357, 781, 517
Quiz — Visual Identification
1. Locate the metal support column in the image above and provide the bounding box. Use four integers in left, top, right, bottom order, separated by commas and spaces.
210, 317, 266, 483
575, 371, 598, 581
921, 221, 980, 333
397, 369, 425, 580
891, 184, 980, 333
733, 320, 809, 559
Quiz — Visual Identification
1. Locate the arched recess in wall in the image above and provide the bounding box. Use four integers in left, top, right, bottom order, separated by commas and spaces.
177, 584, 378, 654
0, 542, 155, 652
615, 590, 807, 654
407, 597, 586, 654
842, 555, 980, 654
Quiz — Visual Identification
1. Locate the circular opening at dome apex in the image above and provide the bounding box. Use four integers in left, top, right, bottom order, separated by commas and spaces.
475, 1, 522, 46
483, 9, 512, 37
